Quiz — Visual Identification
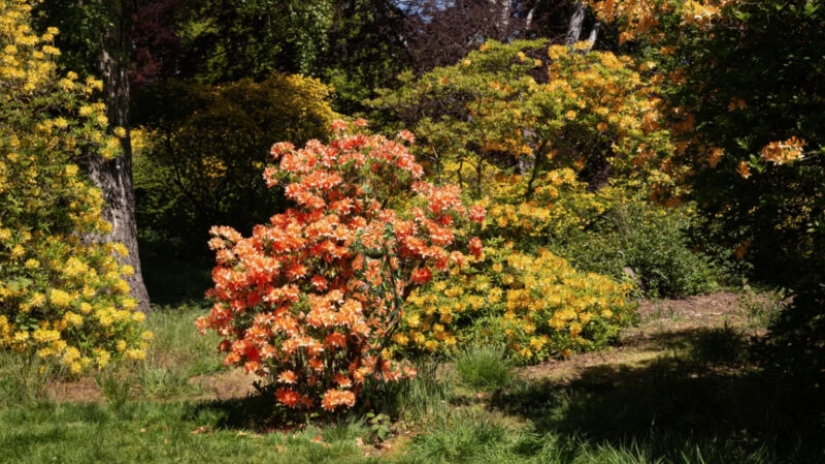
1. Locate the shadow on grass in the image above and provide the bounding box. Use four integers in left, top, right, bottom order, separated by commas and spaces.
492, 328, 825, 463
187, 392, 290, 432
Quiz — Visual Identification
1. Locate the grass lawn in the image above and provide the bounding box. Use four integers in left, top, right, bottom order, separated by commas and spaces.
2, 294, 823, 464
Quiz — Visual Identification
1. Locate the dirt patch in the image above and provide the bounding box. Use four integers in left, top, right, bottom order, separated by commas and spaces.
633, 291, 746, 330
47, 366, 258, 404
46, 376, 103, 403
194, 369, 258, 400
519, 292, 758, 382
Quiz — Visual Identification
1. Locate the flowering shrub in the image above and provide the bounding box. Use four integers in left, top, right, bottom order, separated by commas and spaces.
397, 242, 634, 364
372, 39, 675, 199
0, 0, 150, 372
197, 120, 483, 413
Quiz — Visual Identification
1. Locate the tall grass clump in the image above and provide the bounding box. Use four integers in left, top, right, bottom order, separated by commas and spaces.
454, 344, 514, 391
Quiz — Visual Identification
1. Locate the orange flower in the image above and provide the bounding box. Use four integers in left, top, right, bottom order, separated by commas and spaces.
411, 267, 433, 285
278, 370, 298, 384
468, 237, 483, 258
324, 332, 347, 348
276, 387, 302, 408
309, 357, 325, 372
321, 389, 356, 411
334, 373, 353, 388
310, 275, 328, 292
736, 160, 751, 179
708, 147, 724, 168
469, 204, 486, 224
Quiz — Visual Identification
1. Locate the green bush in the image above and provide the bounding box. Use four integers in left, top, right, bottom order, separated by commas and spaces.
549, 192, 719, 298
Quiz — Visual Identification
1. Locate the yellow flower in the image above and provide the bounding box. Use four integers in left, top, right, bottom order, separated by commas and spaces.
393, 333, 409, 346
79, 302, 93, 314
111, 279, 130, 294
62, 347, 80, 364
94, 349, 111, 369
32, 328, 61, 344
63, 312, 83, 327
125, 349, 146, 361
49, 289, 72, 308
53, 117, 68, 129
69, 362, 82, 374
10, 245, 25, 259
112, 243, 129, 257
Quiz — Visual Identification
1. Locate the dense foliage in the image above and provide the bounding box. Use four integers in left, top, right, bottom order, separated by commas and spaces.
585, 0, 825, 401
134, 73, 337, 248
0, 0, 149, 372
398, 243, 635, 363
371, 39, 674, 196
196, 120, 484, 412
5, 0, 823, 426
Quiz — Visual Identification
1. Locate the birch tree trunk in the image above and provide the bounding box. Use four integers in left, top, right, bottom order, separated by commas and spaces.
565, 1, 586, 45
565, 2, 599, 52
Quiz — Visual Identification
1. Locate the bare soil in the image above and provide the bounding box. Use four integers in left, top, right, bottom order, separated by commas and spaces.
519, 291, 760, 382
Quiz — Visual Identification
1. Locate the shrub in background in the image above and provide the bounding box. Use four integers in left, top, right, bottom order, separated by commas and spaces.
482, 166, 717, 298
0, 0, 149, 373
548, 191, 719, 298
197, 120, 484, 414
132, 73, 338, 305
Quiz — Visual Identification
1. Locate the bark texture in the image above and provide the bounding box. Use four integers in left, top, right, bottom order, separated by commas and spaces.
565, 2, 599, 51
90, 0, 151, 312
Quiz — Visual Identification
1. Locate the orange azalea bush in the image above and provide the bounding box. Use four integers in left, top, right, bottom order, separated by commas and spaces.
196, 120, 483, 413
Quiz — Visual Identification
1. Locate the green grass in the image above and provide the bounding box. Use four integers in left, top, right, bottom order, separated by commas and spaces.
0, 401, 373, 464
2, 304, 824, 464
143, 304, 225, 377
453, 344, 514, 392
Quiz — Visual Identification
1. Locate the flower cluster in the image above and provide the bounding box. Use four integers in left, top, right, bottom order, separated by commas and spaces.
0, 0, 149, 372
197, 120, 483, 413
375, 39, 675, 204
397, 244, 634, 363
759, 136, 806, 166
585, 0, 736, 44
483, 168, 610, 243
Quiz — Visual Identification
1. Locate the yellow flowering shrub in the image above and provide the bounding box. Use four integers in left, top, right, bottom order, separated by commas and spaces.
482, 167, 614, 242
373, 39, 676, 200
396, 243, 634, 363
0, 0, 148, 373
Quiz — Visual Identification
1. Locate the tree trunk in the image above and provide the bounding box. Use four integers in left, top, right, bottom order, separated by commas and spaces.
565, 2, 599, 52
90, 0, 151, 312
565, 1, 586, 46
